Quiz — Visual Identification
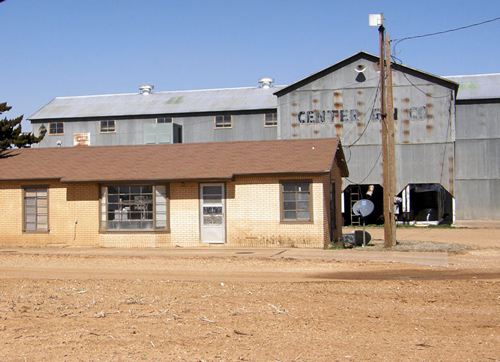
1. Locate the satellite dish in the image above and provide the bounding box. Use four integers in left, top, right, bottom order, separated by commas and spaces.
352, 199, 374, 217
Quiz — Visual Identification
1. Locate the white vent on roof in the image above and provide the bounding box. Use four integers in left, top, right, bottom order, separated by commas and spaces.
258, 77, 274, 89
139, 84, 154, 95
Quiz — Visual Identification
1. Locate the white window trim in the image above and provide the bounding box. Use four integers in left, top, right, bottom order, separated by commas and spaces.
264, 112, 278, 127
156, 117, 173, 124
100, 184, 169, 232
48, 122, 64, 135
214, 115, 232, 129
100, 120, 116, 133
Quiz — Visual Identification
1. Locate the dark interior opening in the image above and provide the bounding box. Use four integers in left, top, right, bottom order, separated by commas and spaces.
343, 184, 384, 226
397, 183, 453, 225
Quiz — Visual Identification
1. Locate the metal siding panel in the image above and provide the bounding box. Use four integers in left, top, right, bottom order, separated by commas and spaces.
455, 139, 500, 179
345, 143, 455, 194
455, 103, 500, 140
180, 113, 275, 143
455, 179, 500, 220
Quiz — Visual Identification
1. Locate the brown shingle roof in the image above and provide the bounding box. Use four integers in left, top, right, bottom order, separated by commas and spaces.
0, 138, 346, 183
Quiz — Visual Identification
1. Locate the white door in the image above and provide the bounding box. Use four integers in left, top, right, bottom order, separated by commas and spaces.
200, 183, 225, 244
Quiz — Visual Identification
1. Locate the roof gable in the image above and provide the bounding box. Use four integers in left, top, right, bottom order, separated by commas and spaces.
274, 51, 459, 97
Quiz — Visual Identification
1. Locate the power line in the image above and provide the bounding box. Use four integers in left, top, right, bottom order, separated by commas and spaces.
392, 16, 500, 47
345, 79, 381, 147
345, 147, 382, 185
390, 54, 453, 99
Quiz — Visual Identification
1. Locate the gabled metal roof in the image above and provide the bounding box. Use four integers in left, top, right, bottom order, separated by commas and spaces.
273, 51, 459, 97
445, 73, 500, 100
29, 86, 284, 120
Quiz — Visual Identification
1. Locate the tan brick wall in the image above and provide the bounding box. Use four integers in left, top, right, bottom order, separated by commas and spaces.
169, 182, 200, 247
0, 181, 100, 247
0, 176, 332, 248
0, 181, 172, 248
226, 175, 328, 248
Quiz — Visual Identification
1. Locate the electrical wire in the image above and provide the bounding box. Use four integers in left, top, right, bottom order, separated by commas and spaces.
391, 55, 453, 99
342, 16, 500, 186
392, 16, 500, 46
345, 147, 382, 185
344, 80, 381, 147
392, 16, 500, 59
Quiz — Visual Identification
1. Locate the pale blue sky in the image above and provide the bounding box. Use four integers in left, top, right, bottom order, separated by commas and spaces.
1, 0, 499, 129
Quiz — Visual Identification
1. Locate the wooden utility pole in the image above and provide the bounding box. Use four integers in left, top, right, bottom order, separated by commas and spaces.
378, 22, 397, 248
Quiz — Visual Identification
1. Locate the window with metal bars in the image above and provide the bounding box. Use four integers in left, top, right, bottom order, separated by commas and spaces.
100, 185, 168, 231
281, 181, 312, 222
23, 187, 48, 232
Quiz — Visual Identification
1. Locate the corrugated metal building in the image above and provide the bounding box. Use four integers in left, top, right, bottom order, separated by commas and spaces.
30, 86, 282, 147
28, 52, 499, 223
446, 74, 500, 220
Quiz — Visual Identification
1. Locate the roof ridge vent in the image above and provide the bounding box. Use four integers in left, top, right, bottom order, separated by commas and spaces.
139, 84, 154, 95
258, 77, 274, 89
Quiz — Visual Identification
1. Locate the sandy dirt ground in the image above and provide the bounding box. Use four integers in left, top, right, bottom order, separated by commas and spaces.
0, 228, 499, 361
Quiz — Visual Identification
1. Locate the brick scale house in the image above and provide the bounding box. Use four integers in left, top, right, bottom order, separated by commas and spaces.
0, 138, 348, 248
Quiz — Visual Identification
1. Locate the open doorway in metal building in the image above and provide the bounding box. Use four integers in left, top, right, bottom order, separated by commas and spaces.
342, 184, 384, 226
397, 184, 453, 225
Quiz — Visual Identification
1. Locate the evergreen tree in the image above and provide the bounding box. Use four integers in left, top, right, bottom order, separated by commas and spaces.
0, 102, 45, 155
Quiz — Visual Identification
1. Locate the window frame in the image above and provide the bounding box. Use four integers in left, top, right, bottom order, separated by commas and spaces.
48, 122, 64, 135
264, 112, 278, 127
22, 186, 49, 233
214, 114, 232, 129
156, 117, 173, 124
100, 120, 116, 133
99, 184, 170, 233
279, 180, 313, 224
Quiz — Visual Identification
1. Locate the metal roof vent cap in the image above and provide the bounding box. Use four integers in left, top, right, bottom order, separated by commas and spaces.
139, 84, 154, 95
258, 77, 274, 89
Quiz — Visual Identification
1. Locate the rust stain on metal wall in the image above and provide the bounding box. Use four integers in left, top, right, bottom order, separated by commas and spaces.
334, 123, 343, 137
448, 155, 454, 195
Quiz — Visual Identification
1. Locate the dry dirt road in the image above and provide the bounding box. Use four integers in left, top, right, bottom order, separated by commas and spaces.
0, 230, 499, 361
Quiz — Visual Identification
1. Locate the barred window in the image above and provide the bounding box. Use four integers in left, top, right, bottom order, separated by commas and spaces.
100, 185, 168, 231
100, 120, 116, 133
265, 112, 278, 126
49, 122, 64, 135
215, 115, 232, 128
24, 187, 48, 232
281, 182, 312, 222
